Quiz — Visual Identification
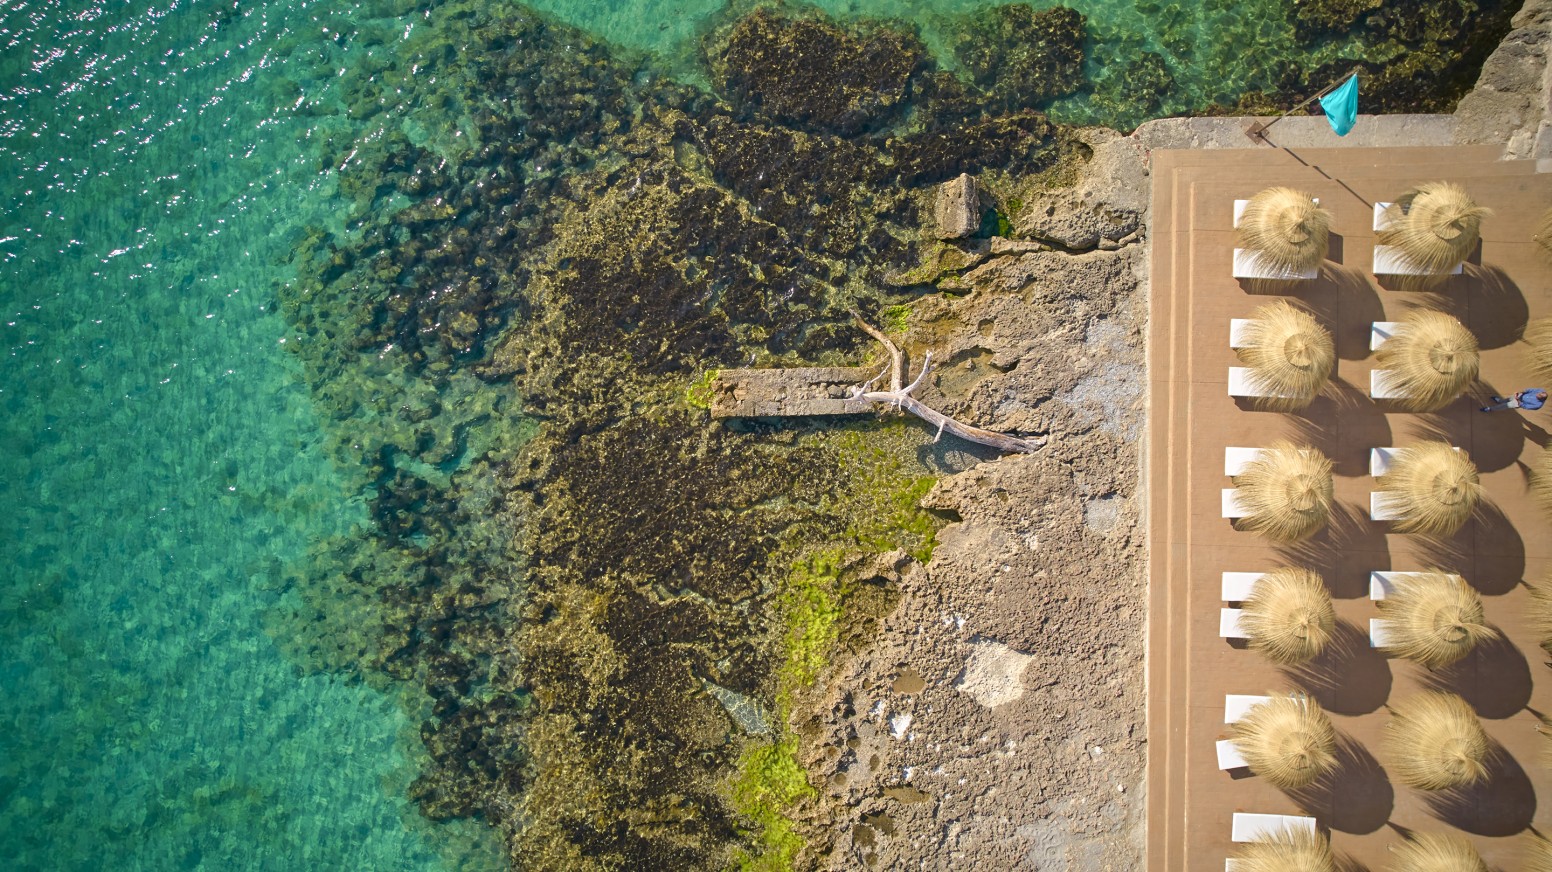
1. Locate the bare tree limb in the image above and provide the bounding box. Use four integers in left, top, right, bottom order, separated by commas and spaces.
847, 313, 1043, 455
850, 310, 905, 392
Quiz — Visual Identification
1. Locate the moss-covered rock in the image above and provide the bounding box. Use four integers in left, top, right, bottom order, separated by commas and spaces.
710, 8, 927, 136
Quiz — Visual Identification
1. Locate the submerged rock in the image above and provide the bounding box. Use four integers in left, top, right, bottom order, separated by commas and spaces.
710, 8, 926, 136
703, 679, 775, 735
950, 4, 1087, 110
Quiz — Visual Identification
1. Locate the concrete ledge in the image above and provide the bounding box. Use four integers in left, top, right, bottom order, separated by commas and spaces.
1134, 114, 1462, 152
709, 367, 873, 418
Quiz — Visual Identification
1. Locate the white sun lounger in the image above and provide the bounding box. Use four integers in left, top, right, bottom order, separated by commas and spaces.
1370, 618, 1397, 647
1229, 366, 1299, 399
1370, 321, 1401, 352
1225, 694, 1273, 723
1369, 491, 1404, 521
1372, 203, 1466, 276
1369, 570, 1464, 600
1370, 445, 1460, 476
1374, 245, 1464, 276
1373, 202, 1395, 233
1223, 488, 1250, 519
1225, 447, 1266, 477
1230, 318, 1255, 349
1221, 608, 1250, 639
1222, 572, 1265, 601
1232, 198, 1322, 280
1232, 813, 1318, 843
1234, 249, 1320, 281
1370, 368, 1405, 399
1370, 447, 1399, 476
1217, 739, 1249, 771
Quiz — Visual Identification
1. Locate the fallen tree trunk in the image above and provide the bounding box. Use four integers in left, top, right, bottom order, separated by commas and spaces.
848, 312, 1043, 455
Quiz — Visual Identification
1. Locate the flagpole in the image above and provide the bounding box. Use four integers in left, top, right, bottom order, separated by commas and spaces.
1244, 67, 1363, 143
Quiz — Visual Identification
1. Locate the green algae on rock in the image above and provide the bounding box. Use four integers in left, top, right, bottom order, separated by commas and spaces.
730, 737, 817, 871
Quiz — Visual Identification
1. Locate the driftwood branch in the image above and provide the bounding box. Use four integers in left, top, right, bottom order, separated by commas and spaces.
847, 311, 1043, 454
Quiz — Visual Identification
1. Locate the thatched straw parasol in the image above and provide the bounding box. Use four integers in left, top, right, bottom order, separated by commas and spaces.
1236, 187, 1333, 275
1530, 831, 1552, 872
1387, 832, 1486, 872
1240, 569, 1336, 665
1376, 571, 1496, 668
1230, 827, 1335, 872
1530, 447, 1552, 520
1385, 691, 1489, 790
1527, 574, 1552, 656
1525, 317, 1552, 387
1376, 442, 1481, 536
1227, 692, 1336, 788
1535, 207, 1552, 261
1374, 310, 1478, 412
1237, 301, 1334, 406
1235, 442, 1334, 542
1378, 182, 1491, 278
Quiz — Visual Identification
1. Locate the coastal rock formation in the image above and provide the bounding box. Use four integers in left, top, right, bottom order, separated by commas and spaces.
1015, 128, 1149, 250
1454, 0, 1552, 158
936, 173, 981, 239
956, 638, 1037, 708
260, 0, 1527, 869
793, 236, 1149, 870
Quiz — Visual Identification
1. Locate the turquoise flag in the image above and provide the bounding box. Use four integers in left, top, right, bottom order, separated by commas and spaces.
1319, 74, 1359, 136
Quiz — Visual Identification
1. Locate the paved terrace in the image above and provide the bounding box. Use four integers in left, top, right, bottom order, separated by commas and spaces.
1147, 144, 1552, 870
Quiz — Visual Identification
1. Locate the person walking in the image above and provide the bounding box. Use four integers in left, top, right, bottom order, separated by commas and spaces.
1481, 388, 1548, 412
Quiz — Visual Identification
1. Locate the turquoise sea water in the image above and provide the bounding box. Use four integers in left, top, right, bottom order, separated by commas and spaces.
0, 0, 1500, 868
0, 1, 500, 869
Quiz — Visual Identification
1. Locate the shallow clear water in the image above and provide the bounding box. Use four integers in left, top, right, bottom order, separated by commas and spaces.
528, 0, 1349, 126
0, 1, 498, 869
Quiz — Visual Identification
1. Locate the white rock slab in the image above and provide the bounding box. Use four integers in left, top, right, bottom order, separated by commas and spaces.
955, 638, 1035, 708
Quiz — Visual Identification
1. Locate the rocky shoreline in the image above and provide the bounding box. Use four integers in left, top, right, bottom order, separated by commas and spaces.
800, 3, 1552, 867
261, 1, 1533, 868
